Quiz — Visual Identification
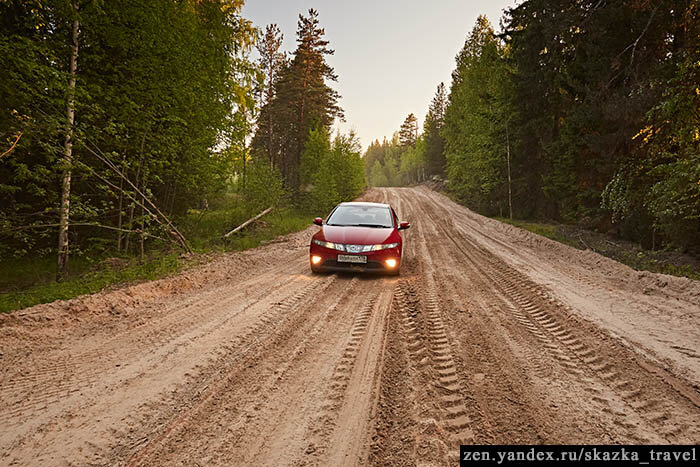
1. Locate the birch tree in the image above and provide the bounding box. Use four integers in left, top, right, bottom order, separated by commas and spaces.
57, 0, 79, 281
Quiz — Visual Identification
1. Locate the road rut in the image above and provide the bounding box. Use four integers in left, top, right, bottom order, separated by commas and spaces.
1, 187, 699, 466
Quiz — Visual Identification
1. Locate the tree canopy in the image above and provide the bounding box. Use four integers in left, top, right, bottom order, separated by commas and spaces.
252, 8, 343, 191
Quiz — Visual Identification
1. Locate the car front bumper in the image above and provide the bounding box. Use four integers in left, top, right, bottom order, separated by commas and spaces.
309, 243, 401, 273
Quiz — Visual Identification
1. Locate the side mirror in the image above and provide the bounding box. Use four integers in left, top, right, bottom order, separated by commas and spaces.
313, 217, 323, 226
399, 221, 411, 230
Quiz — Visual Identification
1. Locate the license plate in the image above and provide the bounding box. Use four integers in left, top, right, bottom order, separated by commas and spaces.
337, 254, 367, 264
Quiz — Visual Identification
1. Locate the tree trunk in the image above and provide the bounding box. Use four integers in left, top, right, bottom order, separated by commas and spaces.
295, 61, 311, 188
57, 2, 79, 282
116, 157, 125, 252
268, 110, 274, 168
125, 132, 147, 253
267, 56, 274, 168
242, 152, 246, 192
125, 154, 142, 254
140, 175, 147, 263
169, 182, 177, 216
506, 120, 513, 220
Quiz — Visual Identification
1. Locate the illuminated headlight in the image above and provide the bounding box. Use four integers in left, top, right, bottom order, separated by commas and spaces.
312, 239, 398, 252
312, 239, 346, 252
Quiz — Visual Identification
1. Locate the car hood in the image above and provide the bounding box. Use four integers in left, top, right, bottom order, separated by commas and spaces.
319, 226, 394, 245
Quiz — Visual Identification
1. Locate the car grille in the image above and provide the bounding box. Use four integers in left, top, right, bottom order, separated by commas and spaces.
323, 260, 386, 270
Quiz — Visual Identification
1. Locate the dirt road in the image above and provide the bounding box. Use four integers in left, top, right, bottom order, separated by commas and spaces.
2, 187, 699, 466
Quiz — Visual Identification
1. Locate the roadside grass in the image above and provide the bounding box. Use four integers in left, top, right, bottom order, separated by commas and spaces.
495, 217, 700, 281
494, 217, 574, 247
0, 204, 312, 314
0, 254, 183, 314
180, 205, 310, 253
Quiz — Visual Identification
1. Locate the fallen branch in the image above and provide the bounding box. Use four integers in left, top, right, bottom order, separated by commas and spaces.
73, 160, 188, 251
578, 234, 593, 252
4, 222, 171, 244
223, 207, 273, 239
0, 132, 23, 160
79, 141, 192, 253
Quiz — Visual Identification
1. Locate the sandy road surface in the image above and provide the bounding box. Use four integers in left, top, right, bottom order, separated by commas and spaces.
1, 187, 700, 466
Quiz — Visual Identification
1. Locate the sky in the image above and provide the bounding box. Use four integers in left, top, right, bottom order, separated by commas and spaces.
241, 0, 516, 151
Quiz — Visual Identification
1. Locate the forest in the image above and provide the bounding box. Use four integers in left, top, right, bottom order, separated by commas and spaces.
369, 0, 699, 251
0, 1, 364, 297
2, 0, 699, 310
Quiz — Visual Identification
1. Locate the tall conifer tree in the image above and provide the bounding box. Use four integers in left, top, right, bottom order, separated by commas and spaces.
424, 82, 447, 176
255, 9, 342, 189
399, 113, 418, 147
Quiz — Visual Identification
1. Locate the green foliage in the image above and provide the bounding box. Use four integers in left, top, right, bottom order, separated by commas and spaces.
252, 9, 342, 190
244, 162, 285, 214
495, 218, 570, 246
0, 3, 358, 311
399, 113, 418, 147
499, 0, 698, 239
369, 160, 389, 187
298, 127, 366, 214
436, 1, 698, 249
364, 127, 426, 187
311, 152, 341, 214
0, 0, 258, 261
331, 132, 366, 201
443, 15, 511, 215
179, 198, 308, 253
300, 124, 331, 187
497, 217, 700, 281
626, 52, 699, 248
0, 254, 183, 314
424, 82, 447, 176
0, 204, 312, 313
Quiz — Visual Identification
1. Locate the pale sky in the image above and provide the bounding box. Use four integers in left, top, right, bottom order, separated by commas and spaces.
242, 0, 516, 150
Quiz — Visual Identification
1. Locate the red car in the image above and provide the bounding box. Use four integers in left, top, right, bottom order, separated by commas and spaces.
309, 202, 410, 275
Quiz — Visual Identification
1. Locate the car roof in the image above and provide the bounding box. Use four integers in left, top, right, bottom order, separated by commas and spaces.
338, 202, 391, 209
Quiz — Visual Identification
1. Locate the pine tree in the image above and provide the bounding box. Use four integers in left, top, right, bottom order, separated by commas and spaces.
443, 15, 511, 215
255, 24, 286, 167
260, 9, 342, 190
424, 82, 447, 176
399, 113, 418, 147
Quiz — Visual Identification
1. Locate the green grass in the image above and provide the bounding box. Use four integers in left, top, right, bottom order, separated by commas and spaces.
494, 217, 575, 247
0, 204, 311, 314
0, 255, 97, 292
0, 254, 183, 314
616, 250, 700, 281
180, 204, 310, 253
493, 217, 700, 281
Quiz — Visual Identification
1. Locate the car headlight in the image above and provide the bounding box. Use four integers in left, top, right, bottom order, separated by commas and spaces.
372, 242, 399, 251
312, 239, 346, 252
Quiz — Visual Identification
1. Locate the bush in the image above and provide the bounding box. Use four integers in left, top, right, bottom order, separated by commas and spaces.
301, 129, 366, 215
244, 162, 285, 214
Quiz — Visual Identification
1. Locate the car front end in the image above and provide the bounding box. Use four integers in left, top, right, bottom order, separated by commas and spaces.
310, 237, 402, 274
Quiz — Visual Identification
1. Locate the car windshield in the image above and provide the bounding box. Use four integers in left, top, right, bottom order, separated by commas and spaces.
326, 205, 393, 228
